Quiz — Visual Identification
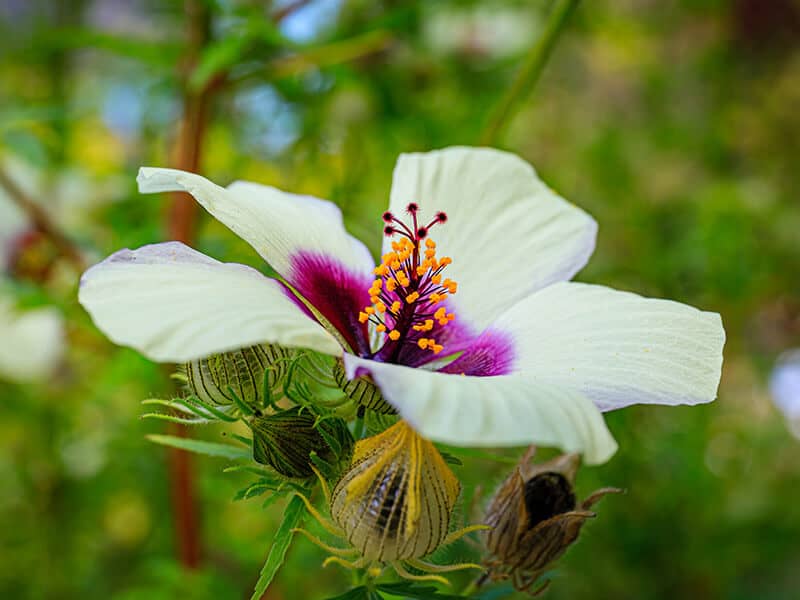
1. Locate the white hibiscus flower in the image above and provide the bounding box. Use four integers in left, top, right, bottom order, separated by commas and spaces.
78, 147, 725, 464
0, 297, 63, 383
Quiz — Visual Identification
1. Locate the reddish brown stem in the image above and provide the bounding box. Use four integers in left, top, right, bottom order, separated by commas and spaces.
165, 0, 214, 571
0, 165, 86, 271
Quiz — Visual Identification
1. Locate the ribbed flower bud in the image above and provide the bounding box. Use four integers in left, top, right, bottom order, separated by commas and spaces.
184, 344, 292, 409
483, 447, 622, 594
332, 359, 395, 414
330, 420, 460, 562
249, 407, 353, 479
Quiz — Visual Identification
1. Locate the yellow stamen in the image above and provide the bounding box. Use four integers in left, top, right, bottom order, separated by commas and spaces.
376, 324, 387, 332
358, 312, 369, 323
389, 330, 400, 341
406, 292, 420, 304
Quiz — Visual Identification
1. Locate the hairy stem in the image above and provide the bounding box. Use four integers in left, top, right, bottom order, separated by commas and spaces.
165, 0, 215, 571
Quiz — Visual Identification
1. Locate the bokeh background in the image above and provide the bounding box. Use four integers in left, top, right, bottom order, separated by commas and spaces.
1, 0, 799, 598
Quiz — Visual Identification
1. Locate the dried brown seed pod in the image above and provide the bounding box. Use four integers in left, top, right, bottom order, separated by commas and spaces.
483, 447, 622, 595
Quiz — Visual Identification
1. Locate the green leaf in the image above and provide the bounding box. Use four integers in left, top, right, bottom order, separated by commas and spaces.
324, 586, 383, 600
439, 451, 463, 466
145, 434, 250, 461
377, 582, 463, 599
43, 27, 181, 66
250, 495, 305, 600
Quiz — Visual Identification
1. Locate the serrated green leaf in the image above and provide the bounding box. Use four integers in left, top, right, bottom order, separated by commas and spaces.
324, 586, 383, 600
249, 495, 305, 600
377, 582, 463, 599
146, 434, 250, 461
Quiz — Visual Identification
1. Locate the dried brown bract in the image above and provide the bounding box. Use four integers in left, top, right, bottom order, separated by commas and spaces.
483, 446, 622, 595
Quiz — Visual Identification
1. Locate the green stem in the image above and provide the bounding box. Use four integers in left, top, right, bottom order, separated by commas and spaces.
479, 0, 582, 145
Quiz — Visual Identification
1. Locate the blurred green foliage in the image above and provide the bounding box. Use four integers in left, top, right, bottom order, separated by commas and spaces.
1, 0, 799, 598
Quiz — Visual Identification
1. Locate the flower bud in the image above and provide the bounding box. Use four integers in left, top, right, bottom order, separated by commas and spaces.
249, 407, 353, 479
332, 359, 395, 414
330, 420, 460, 562
483, 447, 622, 594
184, 344, 292, 409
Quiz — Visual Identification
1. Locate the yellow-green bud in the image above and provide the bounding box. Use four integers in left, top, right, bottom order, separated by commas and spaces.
330, 421, 460, 561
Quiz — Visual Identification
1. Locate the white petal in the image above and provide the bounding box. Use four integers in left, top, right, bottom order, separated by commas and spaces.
78, 242, 341, 362
770, 350, 800, 423
387, 147, 596, 330
136, 167, 374, 280
0, 297, 63, 382
494, 282, 725, 411
344, 354, 618, 465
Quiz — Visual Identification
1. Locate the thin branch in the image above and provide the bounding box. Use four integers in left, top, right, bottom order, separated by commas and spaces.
270, 0, 312, 22
479, 0, 582, 145
0, 165, 85, 271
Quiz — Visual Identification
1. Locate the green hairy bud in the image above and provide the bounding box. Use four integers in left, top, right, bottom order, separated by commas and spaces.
249, 407, 354, 479
184, 344, 292, 409
332, 359, 395, 414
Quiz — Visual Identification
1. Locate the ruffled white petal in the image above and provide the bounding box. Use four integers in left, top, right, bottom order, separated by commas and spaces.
387, 147, 596, 330
78, 242, 341, 363
0, 297, 63, 382
494, 282, 725, 411
136, 167, 374, 280
344, 354, 618, 465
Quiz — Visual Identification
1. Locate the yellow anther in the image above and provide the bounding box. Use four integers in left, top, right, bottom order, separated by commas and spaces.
406, 291, 420, 304
424, 249, 436, 259
389, 330, 401, 341
431, 274, 442, 284
390, 260, 401, 270
439, 257, 452, 266
371, 279, 383, 290
417, 339, 429, 349
385, 279, 397, 292
438, 319, 448, 326
434, 307, 447, 320
370, 295, 380, 304
365, 307, 375, 315
425, 239, 436, 248
358, 312, 369, 323
424, 319, 434, 330
391, 241, 401, 251
375, 302, 387, 313
416, 265, 427, 276
373, 265, 389, 276
390, 300, 402, 313
432, 344, 444, 354
447, 312, 455, 321
430, 293, 444, 304
376, 324, 387, 332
